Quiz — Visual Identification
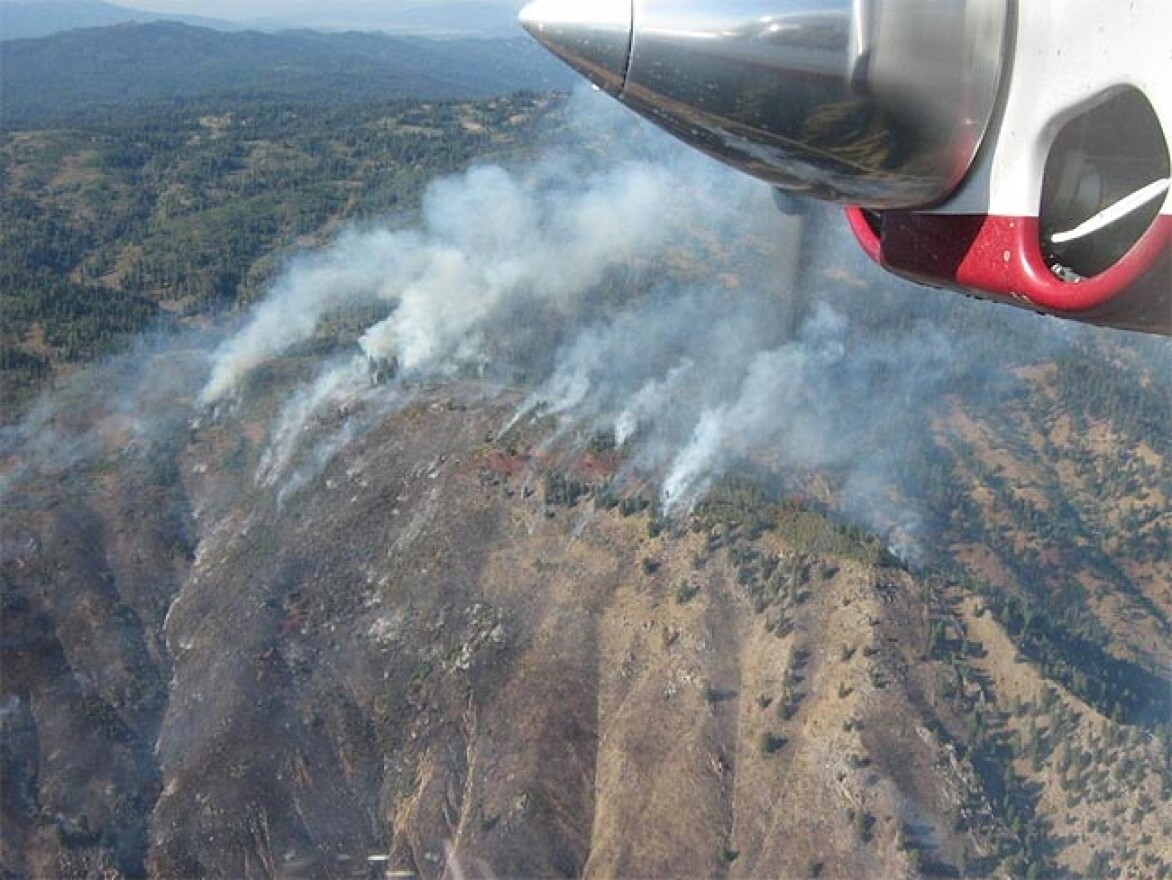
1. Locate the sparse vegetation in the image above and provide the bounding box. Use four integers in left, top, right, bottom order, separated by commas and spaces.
760, 732, 787, 755
543, 470, 591, 507
852, 809, 876, 843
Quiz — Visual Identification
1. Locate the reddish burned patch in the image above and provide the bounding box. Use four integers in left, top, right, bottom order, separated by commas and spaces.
482, 448, 530, 478
569, 451, 621, 482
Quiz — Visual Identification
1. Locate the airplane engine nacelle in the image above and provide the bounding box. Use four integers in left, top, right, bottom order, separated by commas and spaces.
521, 0, 1171, 334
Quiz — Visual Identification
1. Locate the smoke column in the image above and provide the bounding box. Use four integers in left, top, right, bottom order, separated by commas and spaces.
185, 88, 1119, 549
198, 104, 770, 409
7, 87, 1164, 567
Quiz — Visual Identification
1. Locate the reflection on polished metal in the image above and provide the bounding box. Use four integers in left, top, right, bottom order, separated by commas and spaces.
519, 0, 633, 97
521, 0, 1009, 209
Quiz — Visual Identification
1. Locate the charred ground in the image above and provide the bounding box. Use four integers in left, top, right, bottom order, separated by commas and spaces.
2, 364, 1170, 878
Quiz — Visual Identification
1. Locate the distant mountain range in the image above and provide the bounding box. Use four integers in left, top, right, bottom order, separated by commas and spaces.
0, 0, 229, 39
0, 20, 576, 125
237, 2, 527, 37
0, 0, 525, 39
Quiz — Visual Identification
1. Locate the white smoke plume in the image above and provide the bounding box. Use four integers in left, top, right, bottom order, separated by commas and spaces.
185, 86, 1111, 547
661, 305, 848, 511
255, 356, 372, 489
199, 233, 403, 407
198, 98, 764, 409
192, 88, 803, 500
6, 87, 1165, 569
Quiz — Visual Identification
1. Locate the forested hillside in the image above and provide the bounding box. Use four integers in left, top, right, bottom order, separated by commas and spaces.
1, 91, 561, 415
0, 23, 574, 124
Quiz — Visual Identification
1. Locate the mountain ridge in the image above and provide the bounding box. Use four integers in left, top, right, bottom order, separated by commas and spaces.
0, 0, 229, 39
3, 372, 1168, 878
0, 0, 524, 40
0, 21, 575, 125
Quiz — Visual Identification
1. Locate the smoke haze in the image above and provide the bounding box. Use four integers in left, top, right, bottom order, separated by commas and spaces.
10, 87, 1161, 562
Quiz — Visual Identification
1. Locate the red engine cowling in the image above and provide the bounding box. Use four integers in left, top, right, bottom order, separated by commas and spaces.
521, 0, 1171, 334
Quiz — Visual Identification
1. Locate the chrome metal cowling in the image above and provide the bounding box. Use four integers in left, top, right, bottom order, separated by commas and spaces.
521, 0, 1010, 209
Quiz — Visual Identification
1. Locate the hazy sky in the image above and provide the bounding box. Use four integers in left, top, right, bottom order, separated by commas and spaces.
118, 0, 524, 23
